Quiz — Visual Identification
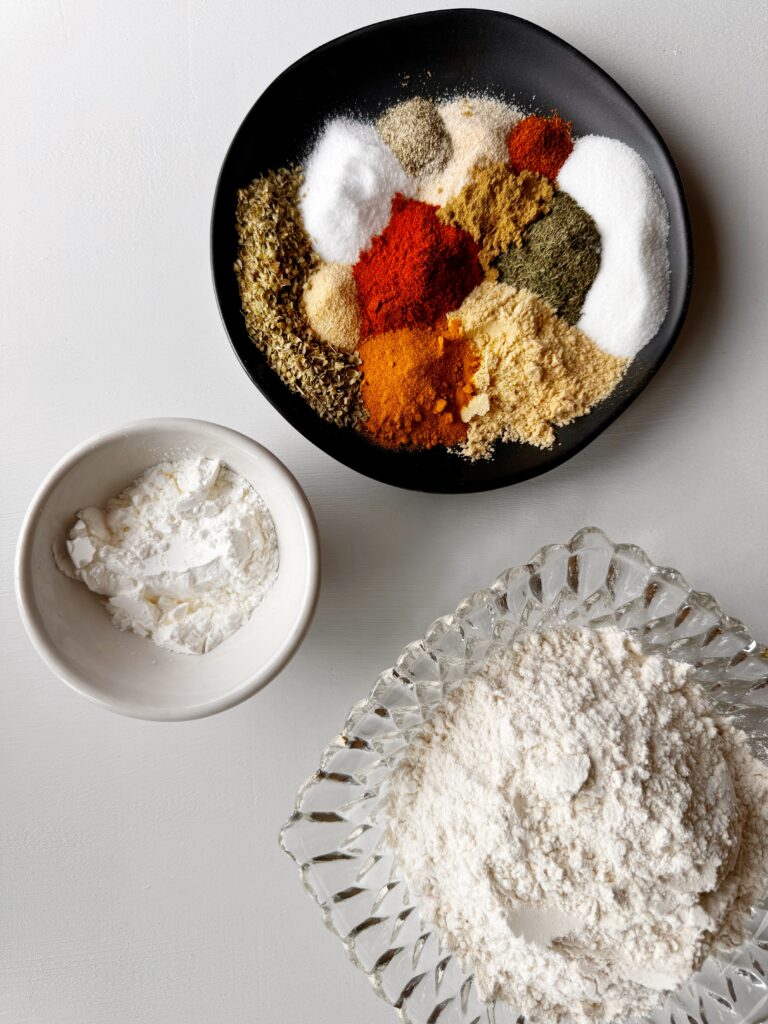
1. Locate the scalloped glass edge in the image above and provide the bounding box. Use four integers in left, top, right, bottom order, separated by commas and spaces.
280, 527, 768, 1024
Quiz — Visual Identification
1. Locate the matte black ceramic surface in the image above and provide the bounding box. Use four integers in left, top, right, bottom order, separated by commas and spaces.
211, 9, 692, 493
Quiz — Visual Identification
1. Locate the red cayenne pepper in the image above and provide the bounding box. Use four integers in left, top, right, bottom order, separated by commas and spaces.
507, 113, 573, 181
353, 194, 483, 337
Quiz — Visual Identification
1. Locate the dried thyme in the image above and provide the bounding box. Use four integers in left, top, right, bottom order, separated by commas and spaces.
234, 167, 363, 427
495, 191, 602, 325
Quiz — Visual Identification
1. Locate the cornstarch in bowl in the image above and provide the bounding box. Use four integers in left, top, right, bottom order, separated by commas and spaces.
54, 456, 278, 655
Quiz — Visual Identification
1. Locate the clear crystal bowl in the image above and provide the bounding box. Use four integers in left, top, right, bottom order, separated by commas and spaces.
280, 528, 768, 1024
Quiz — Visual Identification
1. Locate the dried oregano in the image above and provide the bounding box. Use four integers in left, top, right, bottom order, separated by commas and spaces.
234, 167, 363, 427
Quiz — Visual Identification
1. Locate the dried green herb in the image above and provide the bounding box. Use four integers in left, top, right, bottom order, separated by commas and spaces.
494, 191, 601, 325
234, 166, 363, 427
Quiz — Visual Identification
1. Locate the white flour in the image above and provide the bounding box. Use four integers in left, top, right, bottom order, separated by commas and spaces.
386, 628, 768, 1023
56, 457, 278, 655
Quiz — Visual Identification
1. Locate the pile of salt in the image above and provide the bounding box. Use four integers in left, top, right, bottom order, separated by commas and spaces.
300, 118, 413, 264
557, 136, 670, 359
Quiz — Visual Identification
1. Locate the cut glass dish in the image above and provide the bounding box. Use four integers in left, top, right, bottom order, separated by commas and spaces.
280, 528, 768, 1024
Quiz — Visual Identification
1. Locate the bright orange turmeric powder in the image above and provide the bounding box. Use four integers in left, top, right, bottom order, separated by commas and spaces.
358, 319, 481, 450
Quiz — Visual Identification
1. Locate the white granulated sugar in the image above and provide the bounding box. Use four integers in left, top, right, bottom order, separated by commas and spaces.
386, 627, 768, 1024
558, 136, 670, 359
418, 95, 522, 205
299, 117, 413, 263
57, 457, 278, 655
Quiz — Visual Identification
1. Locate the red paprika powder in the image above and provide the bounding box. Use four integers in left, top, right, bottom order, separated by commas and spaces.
507, 113, 573, 181
353, 194, 483, 337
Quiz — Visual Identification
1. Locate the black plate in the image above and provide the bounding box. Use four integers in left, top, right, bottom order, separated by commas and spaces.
211, 9, 692, 494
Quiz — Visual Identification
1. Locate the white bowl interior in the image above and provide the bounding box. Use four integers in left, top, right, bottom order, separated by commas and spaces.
20, 421, 318, 719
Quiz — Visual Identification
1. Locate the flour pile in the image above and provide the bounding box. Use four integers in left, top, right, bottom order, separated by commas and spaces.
57, 457, 278, 655
386, 628, 768, 1023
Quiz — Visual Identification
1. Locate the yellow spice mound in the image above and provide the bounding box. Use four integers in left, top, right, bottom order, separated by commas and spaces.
451, 282, 628, 458
437, 163, 553, 275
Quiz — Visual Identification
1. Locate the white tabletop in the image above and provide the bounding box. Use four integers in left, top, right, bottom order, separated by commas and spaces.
2, 2, 767, 1021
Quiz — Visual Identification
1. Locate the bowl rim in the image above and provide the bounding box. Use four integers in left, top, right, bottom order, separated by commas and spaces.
14, 416, 321, 722
210, 7, 693, 494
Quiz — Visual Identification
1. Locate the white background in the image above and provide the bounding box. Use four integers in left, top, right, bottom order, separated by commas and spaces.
1, 1, 766, 1021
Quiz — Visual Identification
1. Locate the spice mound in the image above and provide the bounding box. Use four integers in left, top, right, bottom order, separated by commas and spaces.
299, 117, 413, 264
454, 282, 627, 456
353, 194, 483, 337
507, 112, 573, 180
495, 191, 602, 325
418, 94, 522, 205
376, 97, 451, 177
54, 458, 279, 655
386, 627, 768, 1024
558, 135, 670, 358
233, 93, 671, 460
359, 320, 481, 449
302, 262, 360, 353
437, 163, 553, 274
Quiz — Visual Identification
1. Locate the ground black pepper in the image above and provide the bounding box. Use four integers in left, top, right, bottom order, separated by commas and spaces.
376, 97, 451, 177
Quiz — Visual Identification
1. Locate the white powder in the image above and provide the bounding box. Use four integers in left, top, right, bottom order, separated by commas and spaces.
56, 457, 278, 655
557, 136, 670, 359
417, 95, 522, 205
300, 117, 413, 263
387, 628, 768, 1024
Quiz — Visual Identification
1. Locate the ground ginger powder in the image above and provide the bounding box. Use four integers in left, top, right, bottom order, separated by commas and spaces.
452, 282, 628, 458
437, 163, 553, 274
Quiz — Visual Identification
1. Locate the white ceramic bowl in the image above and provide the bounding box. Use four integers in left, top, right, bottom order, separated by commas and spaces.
15, 418, 320, 721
